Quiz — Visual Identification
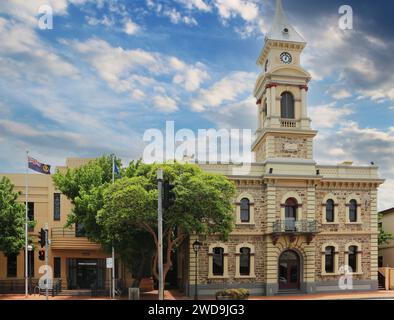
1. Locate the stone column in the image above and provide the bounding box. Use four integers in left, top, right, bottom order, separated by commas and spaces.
301, 87, 308, 118
266, 89, 271, 118
270, 86, 276, 117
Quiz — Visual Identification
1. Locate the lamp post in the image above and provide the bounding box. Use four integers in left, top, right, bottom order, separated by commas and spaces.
192, 240, 202, 300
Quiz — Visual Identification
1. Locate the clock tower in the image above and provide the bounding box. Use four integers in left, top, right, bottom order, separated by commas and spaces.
253, 0, 317, 163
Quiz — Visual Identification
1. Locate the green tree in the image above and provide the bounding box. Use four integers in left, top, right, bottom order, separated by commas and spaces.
379, 213, 393, 245
52, 155, 119, 242
0, 177, 25, 256
53, 156, 153, 278
97, 162, 236, 282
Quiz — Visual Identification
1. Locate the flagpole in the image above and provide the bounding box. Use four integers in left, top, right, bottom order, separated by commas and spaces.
112, 155, 115, 299
25, 151, 29, 298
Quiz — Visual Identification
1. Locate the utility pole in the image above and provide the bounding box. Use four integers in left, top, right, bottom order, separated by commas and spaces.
157, 169, 164, 300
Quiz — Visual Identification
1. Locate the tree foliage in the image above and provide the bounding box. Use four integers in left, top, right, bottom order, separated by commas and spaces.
53, 156, 236, 282
98, 162, 236, 281
379, 213, 394, 246
0, 177, 25, 256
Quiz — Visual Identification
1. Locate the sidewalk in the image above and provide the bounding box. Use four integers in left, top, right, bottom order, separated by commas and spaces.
2, 290, 394, 300
163, 290, 394, 301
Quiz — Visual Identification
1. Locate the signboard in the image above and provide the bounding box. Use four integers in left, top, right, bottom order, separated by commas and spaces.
106, 258, 113, 269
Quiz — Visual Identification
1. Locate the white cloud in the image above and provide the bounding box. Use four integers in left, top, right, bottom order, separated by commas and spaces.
86, 15, 113, 27
153, 96, 178, 113
309, 103, 354, 129
191, 71, 256, 112
0, 18, 78, 78
176, 0, 211, 12
330, 89, 352, 100
213, 0, 259, 22
124, 19, 140, 35
71, 38, 208, 105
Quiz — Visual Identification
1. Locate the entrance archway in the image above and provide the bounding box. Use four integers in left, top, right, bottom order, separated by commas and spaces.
278, 250, 300, 290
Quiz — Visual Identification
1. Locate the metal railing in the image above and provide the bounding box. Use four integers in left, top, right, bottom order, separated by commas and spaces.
272, 219, 320, 234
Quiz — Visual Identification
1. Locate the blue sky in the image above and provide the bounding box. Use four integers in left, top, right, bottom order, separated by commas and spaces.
0, 0, 393, 210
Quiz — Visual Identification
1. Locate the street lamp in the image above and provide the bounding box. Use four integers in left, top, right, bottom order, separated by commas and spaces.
192, 240, 202, 300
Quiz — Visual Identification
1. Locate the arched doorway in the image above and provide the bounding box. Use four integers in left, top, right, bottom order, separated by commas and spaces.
278, 250, 300, 290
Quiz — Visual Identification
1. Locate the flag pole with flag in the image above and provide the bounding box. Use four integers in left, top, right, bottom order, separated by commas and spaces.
25, 154, 51, 297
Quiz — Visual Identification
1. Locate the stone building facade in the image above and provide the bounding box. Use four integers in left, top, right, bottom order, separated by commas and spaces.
180, 0, 384, 296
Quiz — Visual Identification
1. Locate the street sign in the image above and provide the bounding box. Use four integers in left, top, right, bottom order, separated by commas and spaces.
106, 258, 113, 269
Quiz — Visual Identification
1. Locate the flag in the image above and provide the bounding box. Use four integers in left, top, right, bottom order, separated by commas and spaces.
28, 156, 51, 175
114, 162, 120, 176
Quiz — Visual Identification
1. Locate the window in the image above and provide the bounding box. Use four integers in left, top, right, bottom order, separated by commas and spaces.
7, 254, 17, 278
285, 198, 298, 231
76, 222, 86, 237
349, 200, 358, 222
325, 246, 335, 273
240, 198, 250, 223
54, 257, 61, 278
348, 246, 358, 272
281, 92, 295, 119
27, 202, 34, 231
326, 199, 335, 223
239, 247, 251, 276
54, 193, 61, 221
212, 247, 224, 276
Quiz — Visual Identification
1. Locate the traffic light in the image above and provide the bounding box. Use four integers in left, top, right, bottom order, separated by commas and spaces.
163, 181, 176, 210
38, 250, 45, 261
38, 228, 46, 248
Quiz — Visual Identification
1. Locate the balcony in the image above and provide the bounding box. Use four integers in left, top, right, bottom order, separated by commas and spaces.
50, 227, 101, 250
280, 119, 296, 128
271, 219, 320, 245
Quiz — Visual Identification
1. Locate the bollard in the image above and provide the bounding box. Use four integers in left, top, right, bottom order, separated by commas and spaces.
128, 288, 140, 300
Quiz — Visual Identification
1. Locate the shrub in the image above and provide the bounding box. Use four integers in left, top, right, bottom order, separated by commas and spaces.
215, 288, 250, 300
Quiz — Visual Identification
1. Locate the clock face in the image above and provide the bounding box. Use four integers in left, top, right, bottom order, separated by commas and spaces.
280, 52, 292, 64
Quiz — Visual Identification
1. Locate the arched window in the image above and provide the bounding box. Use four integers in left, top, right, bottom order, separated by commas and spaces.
285, 198, 298, 231
348, 246, 358, 272
349, 200, 358, 222
212, 247, 224, 276
326, 199, 335, 223
239, 247, 251, 276
325, 246, 335, 273
281, 92, 295, 119
240, 198, 250, 223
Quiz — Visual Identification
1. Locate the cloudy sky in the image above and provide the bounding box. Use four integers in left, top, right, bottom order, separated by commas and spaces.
0, 0, 393, 210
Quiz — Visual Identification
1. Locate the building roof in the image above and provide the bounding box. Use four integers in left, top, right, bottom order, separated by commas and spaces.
380, 207, 394, 215
266, 0, 305, 43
